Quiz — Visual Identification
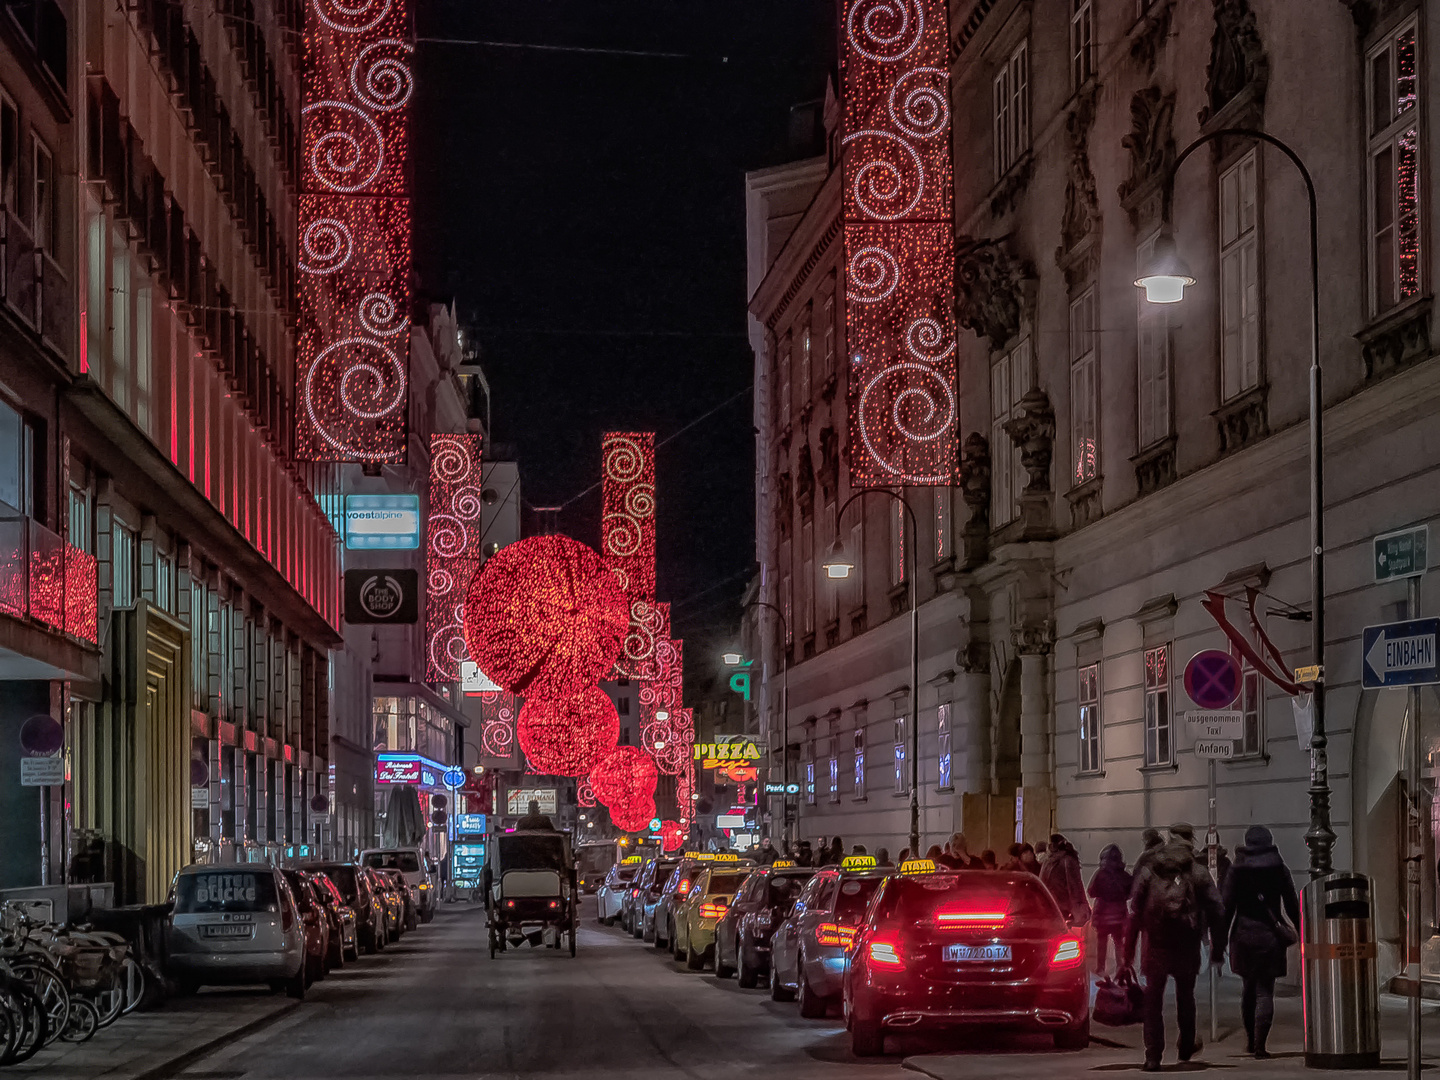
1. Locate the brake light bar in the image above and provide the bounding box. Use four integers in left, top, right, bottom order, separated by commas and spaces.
935, 908, 1009, 927
699, 901, 728, 919
678, 880, 691, 896
815, 922, 857, 947
1050, 934, 1085, 971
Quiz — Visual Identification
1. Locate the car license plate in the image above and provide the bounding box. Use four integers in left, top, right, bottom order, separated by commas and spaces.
943, 944, 1011, 962
201, 924, 254, 939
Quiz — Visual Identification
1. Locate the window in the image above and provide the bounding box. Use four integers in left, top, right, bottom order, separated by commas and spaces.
828, 743, 839, 802
888, 499, 905, 586
1070, 289, 1099, 485
822, 295, 836, 379
934, 488, 951, 563
853, 728, 866, 798
805, 759, 816, 805
1368, 21, 1422, 315
617, 695, 630, 716
1219, 149, 1261, 399
68, 484, 90, 552
1071, 0, 1093, 88
113, 522, 137, 608
801, 520, 814, 636
32, 137, 54, 249
110, 228, 131, 411
156, 553, 174, 613
800, 316, 813, 402
936, 702, 953, 790
1136, 232, 1173, 449
1143, 645, 1172, 766
992, 39, 1029, 179
1078, 663, 1102, 773
991, 338, 1031, 525
778, 335, 792, 420
0, 94, 17, 210
893, 716, 907, 794
135, 284, 153, 436
1240, 661, 1264, 757
0, 399, 34, 515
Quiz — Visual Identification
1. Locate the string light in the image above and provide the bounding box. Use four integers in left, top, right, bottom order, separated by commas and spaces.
577, 780, 597, 808
425, 434, 483, 682
296, 0, 413, 462
477, 690, 518, 757
517, 686, 620, 777
611, 798, 656, 835
842, 0, 959, 486
659, 820, 685, 852
589, 745, 658, 825
463, 535, 629, 699
602, 433, 660, 679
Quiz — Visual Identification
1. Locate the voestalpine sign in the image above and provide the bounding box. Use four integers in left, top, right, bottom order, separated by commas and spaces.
1361, 618, 1440, 689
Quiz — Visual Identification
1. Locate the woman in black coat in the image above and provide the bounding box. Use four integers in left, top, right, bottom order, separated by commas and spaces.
1086, 844, 1132, 977
1220, 825, 1301, 1058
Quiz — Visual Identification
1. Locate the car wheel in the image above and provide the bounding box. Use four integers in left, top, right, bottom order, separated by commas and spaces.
851, 1011, 884, 1057
363, 929, 377, 955
632, 917, 644, 940
672, 925, 686, 962
286, 969, 307, 1000
1054, 1017, 1090, 1051
714, 940, 734, 979
770, 968, 796, 1002
737, 947, 759, 989
686, 943, 706, 971
798, 966, 827, 1018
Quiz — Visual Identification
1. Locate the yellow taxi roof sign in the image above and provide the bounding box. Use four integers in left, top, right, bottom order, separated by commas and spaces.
771, 859, 796, 868
683, 850, 704, 859
898, 858, 937, 874
711, 853, 740, 861
841, 855, 878, 870
621, 855, 643, 864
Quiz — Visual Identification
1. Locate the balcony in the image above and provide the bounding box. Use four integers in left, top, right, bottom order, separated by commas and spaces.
0, 207, 74, 364
0, 503, 98, 644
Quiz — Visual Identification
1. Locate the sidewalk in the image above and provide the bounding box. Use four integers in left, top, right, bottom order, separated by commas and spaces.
904, 974, 1440, 1078
9, 990, 298, 1080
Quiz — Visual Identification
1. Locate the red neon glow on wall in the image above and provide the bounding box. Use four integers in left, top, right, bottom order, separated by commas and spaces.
425, 433, 482, 683
841, 0, 958, 486
296, 0, 413, 462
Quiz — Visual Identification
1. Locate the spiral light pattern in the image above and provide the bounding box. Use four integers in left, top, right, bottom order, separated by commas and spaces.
351, 39, 414, 111
846, 244, 900, 303
314, 0, 393, 33
888, 67, 950, 139
601, 432, 658, 677
846, 0, 924, 63
298, 218, 353, 274
424, 434, 482, 682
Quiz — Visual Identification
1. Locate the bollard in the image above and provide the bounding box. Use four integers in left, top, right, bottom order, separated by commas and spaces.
1300, 872, 1381, 1068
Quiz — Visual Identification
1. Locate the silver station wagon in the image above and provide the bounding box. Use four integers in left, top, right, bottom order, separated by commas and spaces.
167, 865, 307, 997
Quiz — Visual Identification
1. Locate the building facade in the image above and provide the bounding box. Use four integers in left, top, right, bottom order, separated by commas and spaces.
750, 0, 1440, 981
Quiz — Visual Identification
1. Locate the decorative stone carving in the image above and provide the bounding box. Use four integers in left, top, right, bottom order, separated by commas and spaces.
1199, 0, 1269, 128
957, 640, 989, 675
955, 237, 1034, 351
1359, 299, 1432, 381
775, 470, 793, 539
1129, 0, 1174, 75
1012, 623, 1055, 656
1213, 386, 1269, 455
1065, 477, 1103, 530
817, 426, 839, 502
1004, 387, 1056, 495
958, 432, 991, 568
796, 444, 816, 519
1059, 87, 1100, 257
1119, 87, 1176, 207
990, 154, 1034, 219
1131, 435, 1178, 496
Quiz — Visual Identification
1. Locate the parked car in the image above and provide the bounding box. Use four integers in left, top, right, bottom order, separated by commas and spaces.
633, 856, 679, 941
367, 868, 404, 941
311, 862, 387, 953
308, 870, 358, 964
281, 868, 331, 982
576, 842, 618, 894
771, 855, 892, 1016
360, 847, 437, 924
843, 861, 1090, 1056
596, 858, 642, 925
380, 867, 419, 931
714, 861, 815, 987
652, 854, 719, 951
166, 864, 307, 998
672, 858, 753, 971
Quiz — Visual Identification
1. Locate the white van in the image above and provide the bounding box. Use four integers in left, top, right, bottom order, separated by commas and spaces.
360, 847, 435, 923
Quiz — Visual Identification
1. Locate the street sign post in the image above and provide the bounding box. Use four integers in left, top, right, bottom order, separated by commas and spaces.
1360, 618, 1440, 689
1184, 650, 1243, 710
1374, 525, 1428, 584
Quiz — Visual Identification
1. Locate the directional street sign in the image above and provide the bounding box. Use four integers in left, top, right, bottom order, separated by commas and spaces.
1361, 618, 1440, 689
1374, 525, 1428, 584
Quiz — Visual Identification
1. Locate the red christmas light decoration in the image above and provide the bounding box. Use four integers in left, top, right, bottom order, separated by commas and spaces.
517, 686, 620, 777
425, 434, 482, 683
611, 799, 656, 835
842, 0, 958, 486
463, 535, 629, 699
660, 820, 685, 852
476, 690, 517, 757
296, 0, 413, 462
576, 780, 597, 808
589, 744, 658, 821
602, 433, 661, 679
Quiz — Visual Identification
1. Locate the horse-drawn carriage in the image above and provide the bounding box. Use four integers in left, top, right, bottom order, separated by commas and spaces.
485, 830, 577, 957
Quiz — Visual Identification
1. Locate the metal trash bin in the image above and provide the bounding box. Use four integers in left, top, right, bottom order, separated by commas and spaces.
1301, 872, 1381, 1068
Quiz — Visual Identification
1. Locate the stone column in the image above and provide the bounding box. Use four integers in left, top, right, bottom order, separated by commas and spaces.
1016, 625, 1054, 846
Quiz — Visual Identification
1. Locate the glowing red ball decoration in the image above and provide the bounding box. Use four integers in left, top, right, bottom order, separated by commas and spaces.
589, 744, 658, 817
660, 820, 685, 852
610, 798, 656, 835
464, 535, 630, 699
516, 686, 620, 777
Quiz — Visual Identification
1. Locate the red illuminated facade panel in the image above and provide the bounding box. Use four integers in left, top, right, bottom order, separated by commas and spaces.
476, 690, 519, 758
297, 0, 413, 462
841, 0, 959, 486
425, 434, 482, 683
602, 432, 658, 678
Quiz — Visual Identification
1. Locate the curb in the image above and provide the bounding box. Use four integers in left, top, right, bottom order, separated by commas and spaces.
127, 1001, 301, 1080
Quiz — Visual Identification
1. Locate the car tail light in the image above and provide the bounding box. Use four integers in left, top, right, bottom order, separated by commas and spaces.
549, 900, 560, 909
632, 888, 641, 898
934, 905, 1008, 928
678, 880, 692, 896
867, 936, 903, 968
815, 922, 857, 948
505, 899, 516, 908
699, 901, 728, 920
1050, 934, 1085, 971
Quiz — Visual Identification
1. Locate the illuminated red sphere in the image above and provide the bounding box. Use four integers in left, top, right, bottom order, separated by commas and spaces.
589, 745, 658, 812
659, 820, 685, 852
464, 535, 629, 699
611, 798, 656, 835
516, 686, 620, 777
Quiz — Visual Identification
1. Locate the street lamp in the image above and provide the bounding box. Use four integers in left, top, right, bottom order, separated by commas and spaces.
825, 489, 921, 858
741, 600, 791, 848
1139, 128, 1333, 880
721, 650, 744, 667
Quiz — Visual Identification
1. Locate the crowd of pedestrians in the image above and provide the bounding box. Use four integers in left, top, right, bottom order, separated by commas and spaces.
746, 821, 1299, 1070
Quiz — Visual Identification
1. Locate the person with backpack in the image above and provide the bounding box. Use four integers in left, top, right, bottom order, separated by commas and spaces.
1087, 844, 1133, 978
1122, 823, 1225, 1071
1219, 826, 1301, 1059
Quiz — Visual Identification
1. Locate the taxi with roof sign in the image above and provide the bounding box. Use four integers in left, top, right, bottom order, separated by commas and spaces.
626, 855, 680, 941
842, 866, 1089, 1056
596, 855, 644, 926
653, 852, 723, 951
770, 854, 892, 1016
671, 854, 754, 971
713, 859, 817, 987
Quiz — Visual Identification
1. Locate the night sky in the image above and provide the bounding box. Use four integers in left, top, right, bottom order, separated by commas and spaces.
412, 1, 833, 648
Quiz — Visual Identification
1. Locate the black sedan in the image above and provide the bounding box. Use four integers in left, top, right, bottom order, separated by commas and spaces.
714, 861, 815, 987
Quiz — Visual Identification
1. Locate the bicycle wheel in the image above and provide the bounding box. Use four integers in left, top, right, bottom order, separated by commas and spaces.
0, 978, 48, 1065
60, 998, 98, 1043
118, 958, 146, 1015
91, 983, 124, 1028
10, 961, 69, 1046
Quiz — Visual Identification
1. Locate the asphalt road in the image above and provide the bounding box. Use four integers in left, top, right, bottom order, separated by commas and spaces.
178, 900, 917, 1080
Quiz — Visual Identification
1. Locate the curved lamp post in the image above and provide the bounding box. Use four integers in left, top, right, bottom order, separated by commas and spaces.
1136, 128, 1333, 880
739, 600, 790, 846
822, 489, 920, 858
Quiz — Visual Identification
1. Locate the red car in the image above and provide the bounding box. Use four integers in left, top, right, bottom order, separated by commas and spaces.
843, 862, 1089, 1056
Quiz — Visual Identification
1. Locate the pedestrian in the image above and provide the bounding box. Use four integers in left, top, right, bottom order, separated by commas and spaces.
979, 849, 997, 870
1005, 842, 1041, 875
1039, 832, 1091, 926
876, 847, 893, 866
1220, 826, 1300, 1059
799, 840, 814, 866
925, 843, 944, 862
1214, 843, 1233, 895
851, 844, 868, 856
1122, 823, 1225, 1071
939, 832, 978, 869
897, 847, 910, 864
1035, 839, 1049, 865
758, 837, 779, 864
1087, 844, 1133, 978
1133, 827, 1165, 879
829, 837, 845, 865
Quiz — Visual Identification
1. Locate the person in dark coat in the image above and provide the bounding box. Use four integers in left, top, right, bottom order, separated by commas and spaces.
1123, 824, 1225, 1071
1039, 833, 1091, 926
1005, 842, 1041, 875
876, 847, 893, 867
1133, 827, 1165, 879
1220, 826, 1300, 1058
516, 800, 556, 830
1087, 844, 1133, 977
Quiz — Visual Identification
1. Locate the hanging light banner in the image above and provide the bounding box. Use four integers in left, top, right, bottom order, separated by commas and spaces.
602, 433, 659, 679
425, 434, 482, 683
296, 0, 414, 462
841, 0, 958, 486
